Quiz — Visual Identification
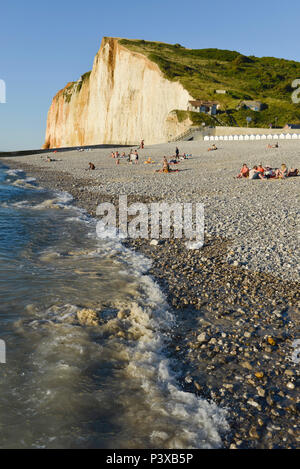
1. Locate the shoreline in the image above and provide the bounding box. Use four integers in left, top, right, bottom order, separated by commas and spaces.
1, 148, 299, 449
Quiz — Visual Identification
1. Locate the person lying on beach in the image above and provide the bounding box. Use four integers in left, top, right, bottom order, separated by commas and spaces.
88, 162, 95, 170
179, 153, 188, 160
208, 144, 218, 151
264, 166, 276, 178
267, 142, 279, 149
287, 168, 299, 177
275, 164, 288, 178
144, 157, 155, 164
237, 164, 249, 178
249, 166, 266, 179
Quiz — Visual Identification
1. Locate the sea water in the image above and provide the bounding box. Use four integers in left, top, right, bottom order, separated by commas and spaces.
0, 162, 228, 449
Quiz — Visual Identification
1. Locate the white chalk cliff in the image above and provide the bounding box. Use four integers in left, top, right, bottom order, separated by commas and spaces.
44, 37, 193, 148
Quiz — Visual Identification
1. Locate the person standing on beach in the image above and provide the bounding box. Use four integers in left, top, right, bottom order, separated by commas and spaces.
140, 139, 144, 149
175, 147, 179, 159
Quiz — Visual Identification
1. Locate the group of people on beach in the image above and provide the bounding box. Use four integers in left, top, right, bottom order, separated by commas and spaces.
110, 150, 139, 164
108, 145, 190, 170
237, 163, 298, 179
110, 140, 144, 164
155, 149, 192, 173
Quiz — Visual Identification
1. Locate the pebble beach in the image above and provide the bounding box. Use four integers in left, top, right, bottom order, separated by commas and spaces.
1, 139, 299, 449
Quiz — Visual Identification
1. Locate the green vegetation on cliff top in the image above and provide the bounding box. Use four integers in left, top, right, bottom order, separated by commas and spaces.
119, 39, 300, 127
60, 70, 92, 103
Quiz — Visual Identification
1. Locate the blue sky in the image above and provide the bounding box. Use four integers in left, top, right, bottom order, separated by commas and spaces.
1, 0, 300, 151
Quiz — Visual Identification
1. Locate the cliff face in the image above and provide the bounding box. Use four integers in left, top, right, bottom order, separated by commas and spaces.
44, 38, 193, 148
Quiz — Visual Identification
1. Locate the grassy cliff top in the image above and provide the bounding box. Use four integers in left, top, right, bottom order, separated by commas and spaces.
119, 39, 300, 127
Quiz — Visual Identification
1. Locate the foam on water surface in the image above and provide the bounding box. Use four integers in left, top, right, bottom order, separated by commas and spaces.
0, 164, 229, 448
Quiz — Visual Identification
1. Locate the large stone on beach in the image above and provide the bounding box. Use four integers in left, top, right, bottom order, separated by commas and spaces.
241, 361, 253, 370
197, 332, 208, 343
267, 337, 276, 346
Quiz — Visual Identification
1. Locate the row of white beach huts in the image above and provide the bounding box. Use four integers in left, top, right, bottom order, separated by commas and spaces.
204, 133, 300, 141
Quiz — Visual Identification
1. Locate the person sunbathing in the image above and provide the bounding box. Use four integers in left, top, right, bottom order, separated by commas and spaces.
208, 144, 218, 151
162, 156, 169, 173
267, 142, 279, 149
144, 157, 155, 164
249, 166, 265, 179
237, 164, 249, 178
156, 157, 178, 173
275, 164, 288, 178
287, 168, 299, 177
264, 166, 276, 178
257, 164, 265, 175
